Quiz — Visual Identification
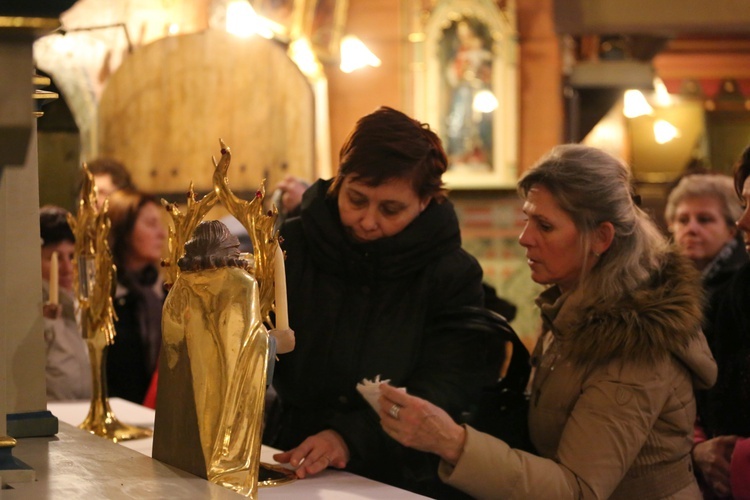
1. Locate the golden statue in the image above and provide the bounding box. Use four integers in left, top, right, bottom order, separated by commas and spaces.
67, 165, 152, 442
153, 141, 293, 499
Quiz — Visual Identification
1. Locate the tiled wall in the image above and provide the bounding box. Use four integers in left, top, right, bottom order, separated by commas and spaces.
452, 191, 544, 351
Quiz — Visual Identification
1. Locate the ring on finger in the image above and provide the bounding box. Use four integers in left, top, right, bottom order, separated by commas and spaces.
389, 403, 402, 420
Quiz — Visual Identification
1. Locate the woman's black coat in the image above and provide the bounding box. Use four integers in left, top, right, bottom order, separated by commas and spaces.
268, 179, 504, 496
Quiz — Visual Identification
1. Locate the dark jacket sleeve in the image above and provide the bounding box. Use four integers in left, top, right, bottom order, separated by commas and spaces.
327, 251, 506, 492
409, 250, 504, 416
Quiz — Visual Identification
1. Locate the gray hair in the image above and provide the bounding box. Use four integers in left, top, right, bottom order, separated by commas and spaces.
664, 174, 741, 229
518, 144, 669, 303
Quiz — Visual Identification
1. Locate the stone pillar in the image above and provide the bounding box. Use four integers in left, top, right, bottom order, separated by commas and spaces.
1, 126, 56, 439
0, 10, 70, 484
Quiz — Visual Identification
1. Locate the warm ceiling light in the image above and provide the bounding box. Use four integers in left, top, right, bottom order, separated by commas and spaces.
653, 77, 672, 106
289, 38, 321, 79
51, 33, 76, 53
472, 89, 498, 113
623, 89, 653, 118
226, 0, 273, 39
226, 1, 255, 37
654, 119, 679, 144
339, 35, 381, 73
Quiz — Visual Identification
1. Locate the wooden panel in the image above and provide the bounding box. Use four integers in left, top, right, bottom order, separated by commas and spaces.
517, 0, 563, 171
654, 52, 750, 79
326, 0, 401, 171
553, 0, 750, 35
98, 30, 314, 195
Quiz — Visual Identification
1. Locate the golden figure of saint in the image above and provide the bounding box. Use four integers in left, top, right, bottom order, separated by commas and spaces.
153, 220, 293, 498
153, 141, 292, 498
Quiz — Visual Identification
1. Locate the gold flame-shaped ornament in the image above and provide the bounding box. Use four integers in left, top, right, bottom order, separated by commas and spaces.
67, 164, 152, 442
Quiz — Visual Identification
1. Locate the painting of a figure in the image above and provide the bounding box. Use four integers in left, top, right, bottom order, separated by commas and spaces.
441, 16, 494, 171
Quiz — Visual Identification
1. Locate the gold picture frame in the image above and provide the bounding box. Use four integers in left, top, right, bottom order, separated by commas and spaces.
412, 0, 519, 189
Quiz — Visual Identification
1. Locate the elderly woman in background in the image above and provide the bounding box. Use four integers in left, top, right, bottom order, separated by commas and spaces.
377, 144, 717, 499
105, 189, 168, 405
665, 173, 747, 302
40, 205, 92, 401
693, 146, 750, 499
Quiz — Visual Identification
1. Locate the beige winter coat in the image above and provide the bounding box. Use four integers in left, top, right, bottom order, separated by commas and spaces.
440, 251, 717, 499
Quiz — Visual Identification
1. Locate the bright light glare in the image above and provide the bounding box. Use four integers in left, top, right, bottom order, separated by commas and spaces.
654, 119, 679, 144
589, 122, 619, 143
472, 90, 498, 113
226, 1, 255, 37
226, 1, 273, 38
623, 89, 653, 118
653, 77, 672, 106
289, 38, 320, 78
51, 33, 75, 53
340, 35, 381, 73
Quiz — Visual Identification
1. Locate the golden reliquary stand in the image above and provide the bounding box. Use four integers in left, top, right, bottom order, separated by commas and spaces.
67, 166, 152, 442
153, 139, 294, 498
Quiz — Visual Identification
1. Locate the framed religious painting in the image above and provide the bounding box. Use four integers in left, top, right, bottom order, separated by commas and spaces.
412, 0, 518, 189
250, 0, 307, 40
301, 0, 349, 60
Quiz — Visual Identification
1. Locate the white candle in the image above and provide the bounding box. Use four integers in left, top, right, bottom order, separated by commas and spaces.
49, 251, 59, 305
274, 244, 289, 330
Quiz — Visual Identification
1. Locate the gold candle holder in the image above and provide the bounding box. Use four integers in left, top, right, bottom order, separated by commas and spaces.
68, 165, 152, 442
78, 338, 152, 442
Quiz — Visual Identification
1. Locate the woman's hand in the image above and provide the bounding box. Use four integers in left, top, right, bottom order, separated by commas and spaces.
275, 175, 309, 215
272, 429, 349, 479
378, 383, 466, 465
693, 435, 740, 497
269, 328, 295, 354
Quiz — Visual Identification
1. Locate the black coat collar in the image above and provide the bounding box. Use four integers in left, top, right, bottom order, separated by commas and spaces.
297, 179, 462, 280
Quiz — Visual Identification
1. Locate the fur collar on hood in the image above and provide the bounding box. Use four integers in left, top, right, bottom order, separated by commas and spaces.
540, 249, 705, 370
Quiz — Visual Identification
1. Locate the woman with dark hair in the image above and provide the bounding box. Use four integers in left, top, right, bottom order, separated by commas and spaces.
81, 157, 136, 209
377, 144, 717, 499
694, 145, 750, 498
105, 188, 168, 404
267, 106, 505, 497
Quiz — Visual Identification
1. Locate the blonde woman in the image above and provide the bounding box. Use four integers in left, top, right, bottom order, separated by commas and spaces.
378, 145, 717, 499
